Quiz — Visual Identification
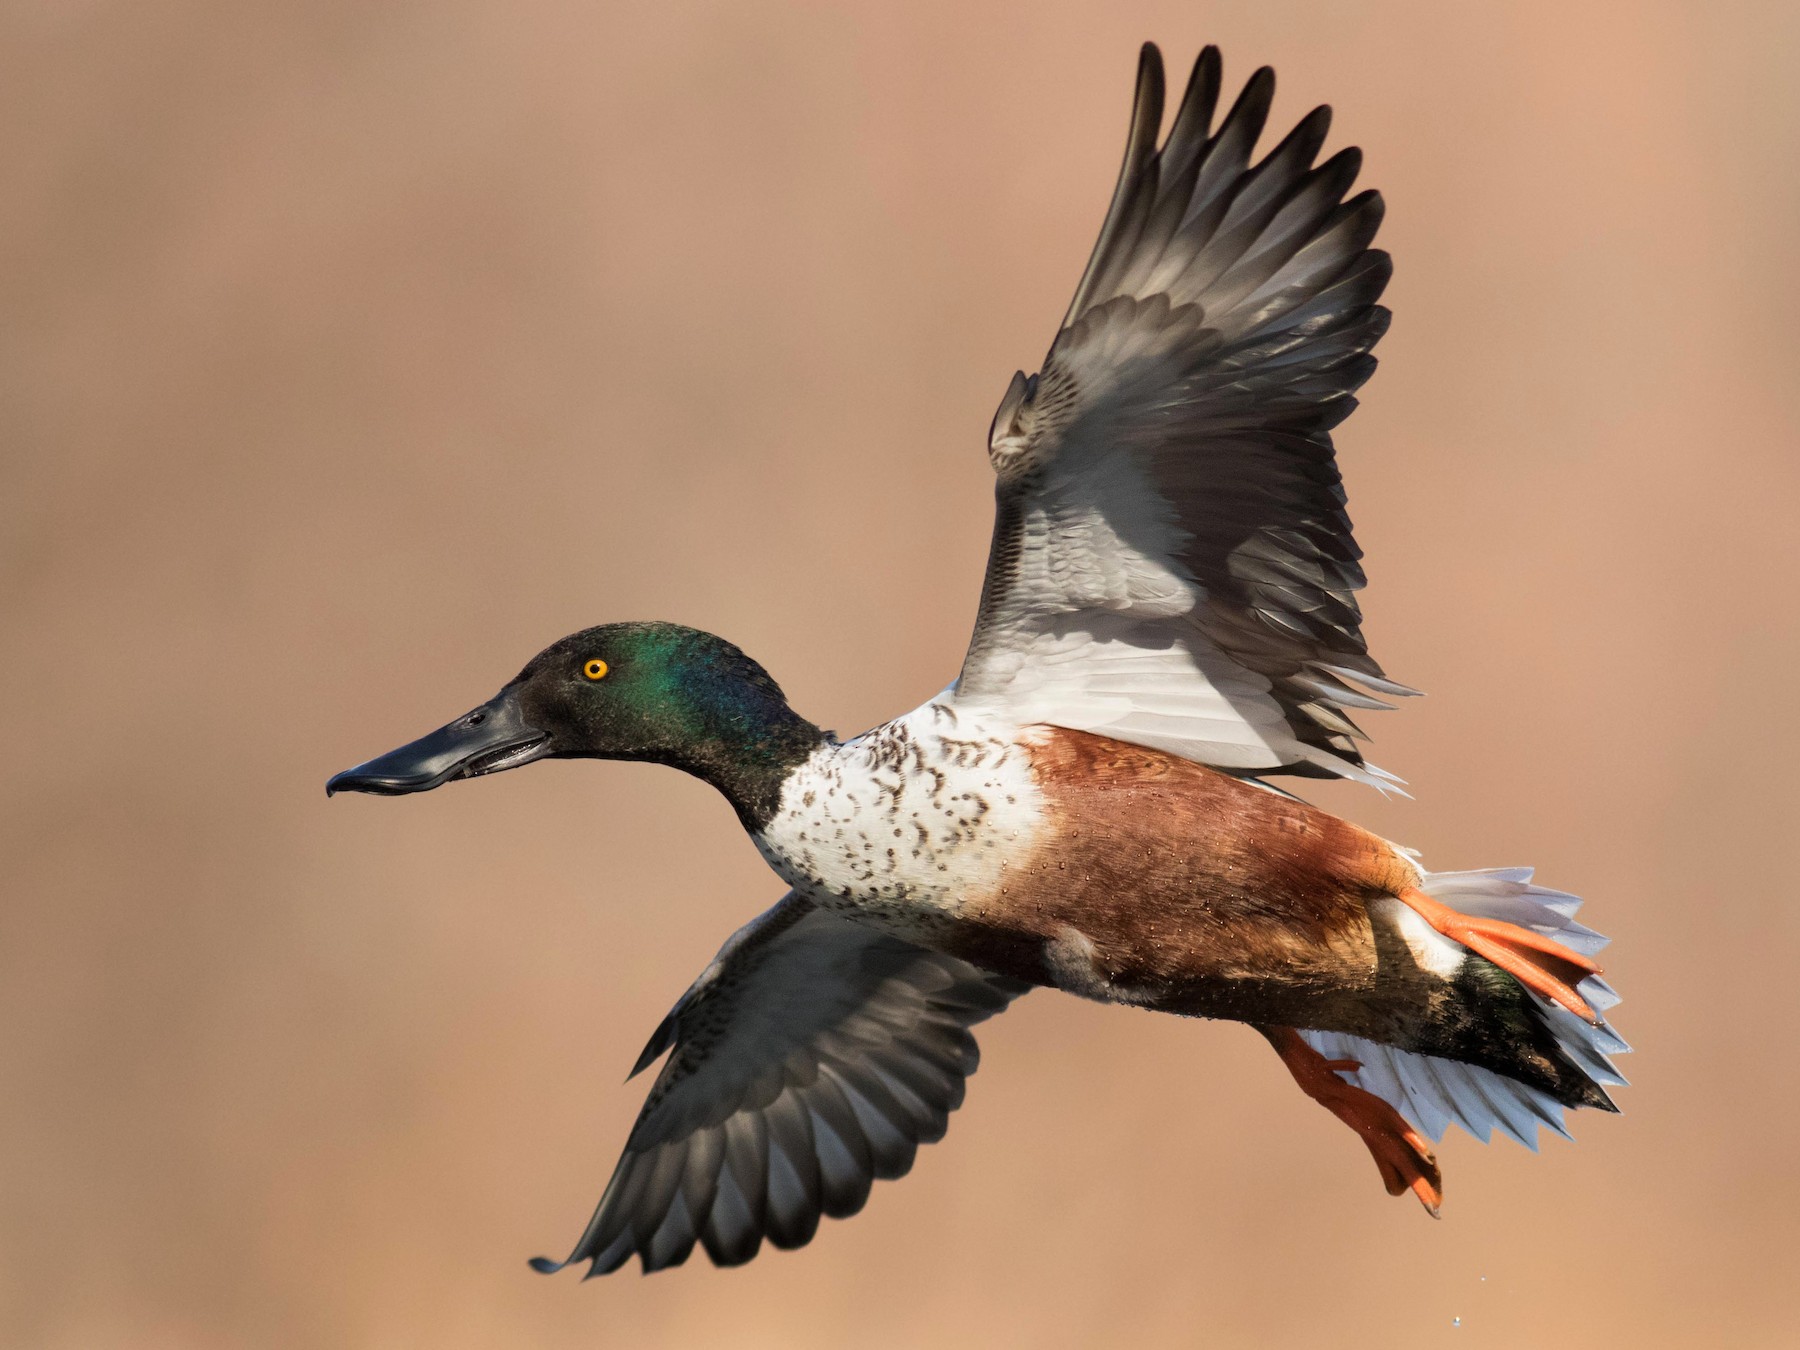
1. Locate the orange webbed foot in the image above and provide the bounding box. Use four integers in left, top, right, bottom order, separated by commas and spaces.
1395, 886, 1603, 1024
1267, 1028, 1443, 1217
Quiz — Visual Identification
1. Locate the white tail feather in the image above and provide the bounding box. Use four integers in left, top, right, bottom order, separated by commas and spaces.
1302, 868, 1629, 1148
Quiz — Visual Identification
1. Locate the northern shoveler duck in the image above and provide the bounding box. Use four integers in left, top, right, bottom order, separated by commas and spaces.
329, 43, 1627, 1276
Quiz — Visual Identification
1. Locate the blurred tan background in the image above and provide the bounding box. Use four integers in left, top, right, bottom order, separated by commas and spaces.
4, 1, 1797, 1346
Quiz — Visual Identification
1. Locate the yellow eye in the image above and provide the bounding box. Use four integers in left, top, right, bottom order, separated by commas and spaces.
582, 658, 609, 681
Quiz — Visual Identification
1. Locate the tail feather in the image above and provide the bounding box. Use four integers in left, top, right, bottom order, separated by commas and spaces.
1305, 868, 1629, 1149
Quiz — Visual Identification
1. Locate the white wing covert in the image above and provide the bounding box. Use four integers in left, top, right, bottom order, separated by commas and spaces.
531, 895, 1027, 1276
955, 45, 1413, 785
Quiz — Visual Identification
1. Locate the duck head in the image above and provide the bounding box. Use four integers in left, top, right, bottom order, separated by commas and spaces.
327, 622, 825, 829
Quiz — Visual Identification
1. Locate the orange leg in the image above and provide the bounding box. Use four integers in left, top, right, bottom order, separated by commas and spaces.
1264, 1027, 1443, 1217
1395, 885, 1603, 1024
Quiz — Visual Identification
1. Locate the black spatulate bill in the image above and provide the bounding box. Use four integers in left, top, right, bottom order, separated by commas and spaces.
327, 686, 550, 796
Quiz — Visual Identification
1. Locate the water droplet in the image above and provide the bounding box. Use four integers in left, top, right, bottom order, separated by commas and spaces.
1452, 1317, 1462, 1328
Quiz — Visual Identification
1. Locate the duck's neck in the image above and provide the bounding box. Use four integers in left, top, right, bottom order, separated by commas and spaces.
659, 686, 828, 833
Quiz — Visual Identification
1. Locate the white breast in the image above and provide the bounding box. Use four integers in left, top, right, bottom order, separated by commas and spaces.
752, 699, 1045, 930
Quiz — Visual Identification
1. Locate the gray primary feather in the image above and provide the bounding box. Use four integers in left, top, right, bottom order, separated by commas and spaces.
531, 895, 1027, 1276
957, 44, 1412, 785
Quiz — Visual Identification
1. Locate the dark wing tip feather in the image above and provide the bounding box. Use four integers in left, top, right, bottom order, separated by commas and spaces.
1166, 46, 1221, 152
629, 1010, 680, 1079
1229, 65, 1277, 132
1062, 44, 1168, 328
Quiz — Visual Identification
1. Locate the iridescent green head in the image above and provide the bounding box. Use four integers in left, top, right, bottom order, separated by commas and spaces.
327, 622, 825, 830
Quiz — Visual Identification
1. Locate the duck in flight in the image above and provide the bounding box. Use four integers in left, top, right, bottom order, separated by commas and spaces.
329, 44, 1626, 1276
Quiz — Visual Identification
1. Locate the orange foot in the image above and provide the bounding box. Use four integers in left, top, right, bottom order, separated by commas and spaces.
1395, 885, 1603, 1024
1266, 1027, 1443, 1217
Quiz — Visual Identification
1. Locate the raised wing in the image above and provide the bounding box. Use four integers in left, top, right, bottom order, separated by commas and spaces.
530, 895, 1028, 1277
955, 44, 1413, 786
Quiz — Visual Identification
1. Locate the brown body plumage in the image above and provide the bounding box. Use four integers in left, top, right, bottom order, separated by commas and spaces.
945, 727, 1421, 1034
